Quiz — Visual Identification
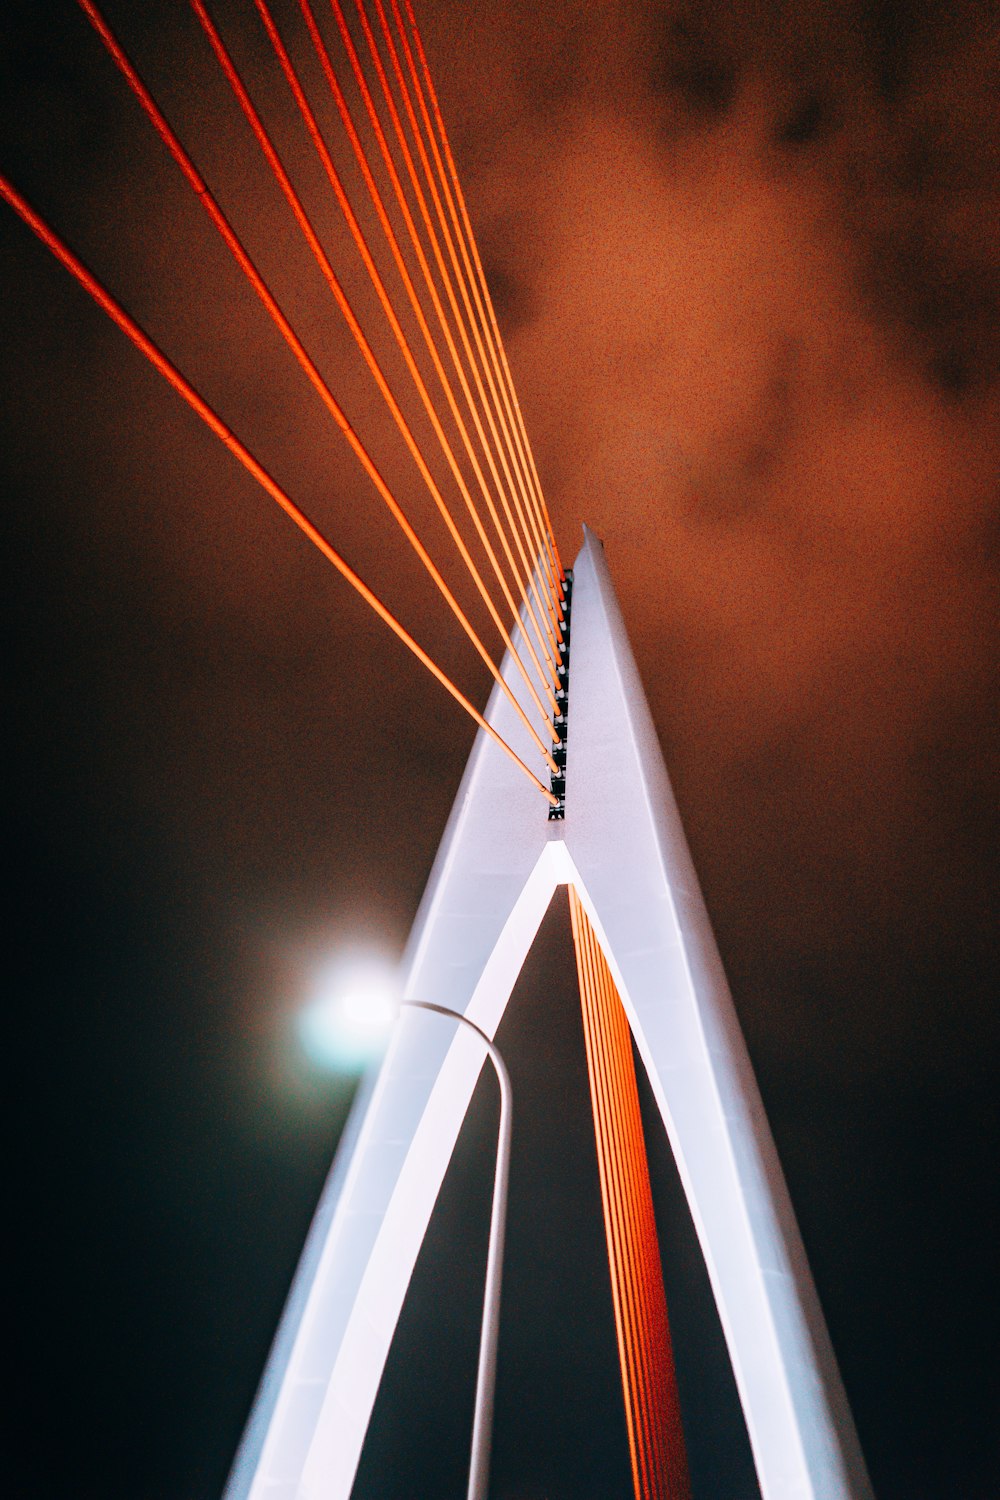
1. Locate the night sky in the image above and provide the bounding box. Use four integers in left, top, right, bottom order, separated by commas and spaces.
3, 2, 998, 1497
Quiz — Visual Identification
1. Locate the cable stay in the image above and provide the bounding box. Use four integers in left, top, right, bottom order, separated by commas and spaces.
374, 0, 564, 634
70, 0, 556, 782
0, 169, 558, 806
191, 0, 560, 760
358, 0, 565, 647
251, 0, 560, 715
399, 0, 564, 599
570, 888, 692, 1500
295, 0, 561, 691
1, 17, 875, 1500
324, 0, 564, 669
0, 5, 578, 792
1, 0, 569, 798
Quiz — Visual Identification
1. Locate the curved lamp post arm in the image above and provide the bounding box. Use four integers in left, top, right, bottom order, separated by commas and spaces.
400, 1000, 512, 1500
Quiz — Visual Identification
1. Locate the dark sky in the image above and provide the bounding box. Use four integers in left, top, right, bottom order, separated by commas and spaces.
3, 1, 998, 1497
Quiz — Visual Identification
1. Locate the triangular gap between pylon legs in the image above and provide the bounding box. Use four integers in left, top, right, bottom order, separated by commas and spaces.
351, 888, 633, 1500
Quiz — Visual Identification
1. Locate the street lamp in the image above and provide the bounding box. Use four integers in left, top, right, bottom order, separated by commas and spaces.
401, 1000, 512, 1500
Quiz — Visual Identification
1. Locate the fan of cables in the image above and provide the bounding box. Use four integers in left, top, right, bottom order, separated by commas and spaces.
0, 0, 566, 803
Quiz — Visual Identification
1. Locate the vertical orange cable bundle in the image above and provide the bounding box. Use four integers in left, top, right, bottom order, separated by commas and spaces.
368, 0, 563, 641
251, 0, 561, 713
569, 889, 691, 1500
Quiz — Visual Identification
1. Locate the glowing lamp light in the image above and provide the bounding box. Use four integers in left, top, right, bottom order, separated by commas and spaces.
298, 956, 399, 1074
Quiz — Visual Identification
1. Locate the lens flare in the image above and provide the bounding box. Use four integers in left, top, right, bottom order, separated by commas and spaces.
298, 956, 399, 1073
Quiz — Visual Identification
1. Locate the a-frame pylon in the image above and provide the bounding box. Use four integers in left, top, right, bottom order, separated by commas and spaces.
226, 529, 873, 1500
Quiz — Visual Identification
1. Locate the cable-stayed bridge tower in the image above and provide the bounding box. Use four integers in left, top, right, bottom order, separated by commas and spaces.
1, 3, 874, 1496
225, 526, 873, 1500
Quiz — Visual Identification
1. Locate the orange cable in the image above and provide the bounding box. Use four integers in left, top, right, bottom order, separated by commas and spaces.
584, 903, 691, 1498
336, 0, 562, 661
572, 891, 640, 1493
76, 0, 508, 731
371, 0, 562, 644
593, 937, 660, 1500
387, 0, 562, 624
599, 942, 668, 1494
255, 0, 559, 717
614, 999, 676, 1496
597, 926, 691, 1499
351, 0, 564, 651
400, 0, 564, 595
610, 986, 689, 1500
380, 0, 562, 642
620, 1044, 670, 1495
191, 0, 559, 767
570, 891, 644, 1500
0, 169, 557, 806
569, 888, 689, 1488
576, 896, 658, 1500
398, 0, 562, 602
77, 0, 554, 777
626, 1104, 690, 1492
586, 914, 659, 1496
301, 0, 562, 689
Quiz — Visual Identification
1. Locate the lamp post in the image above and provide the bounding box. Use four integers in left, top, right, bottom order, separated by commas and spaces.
400, 1000, 512, 1500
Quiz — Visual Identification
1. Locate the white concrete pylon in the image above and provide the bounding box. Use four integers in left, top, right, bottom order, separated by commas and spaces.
226, 527, 874, 1500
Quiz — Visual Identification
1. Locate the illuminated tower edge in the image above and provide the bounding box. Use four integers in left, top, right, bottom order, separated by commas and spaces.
225, 527, 874, 1500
